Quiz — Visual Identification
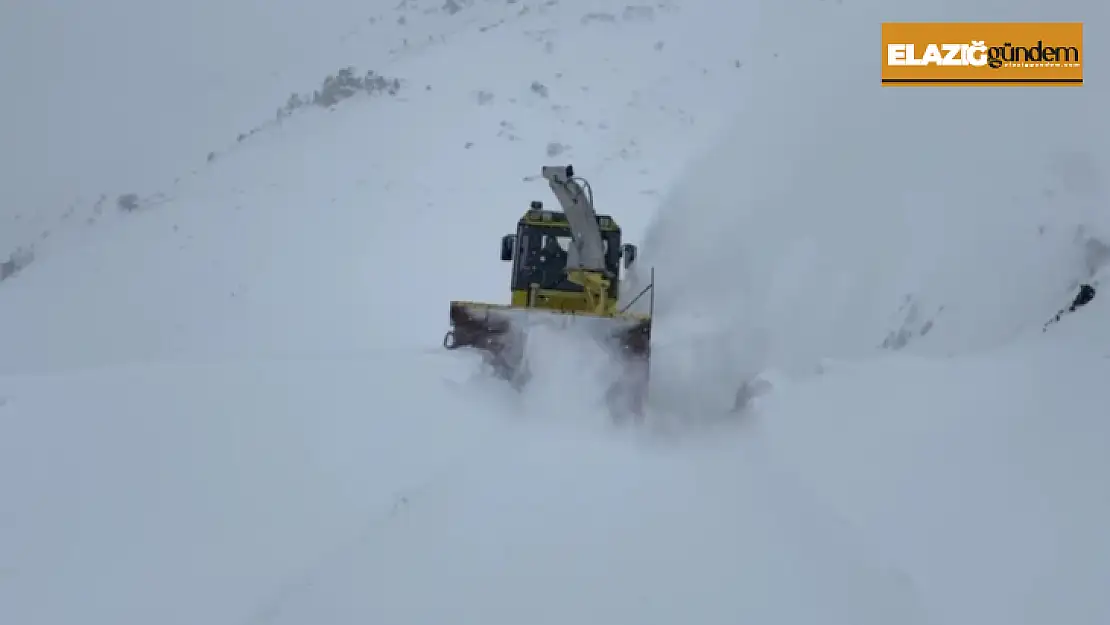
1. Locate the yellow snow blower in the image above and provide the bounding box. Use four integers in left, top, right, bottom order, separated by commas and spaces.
443, 165, 654, 418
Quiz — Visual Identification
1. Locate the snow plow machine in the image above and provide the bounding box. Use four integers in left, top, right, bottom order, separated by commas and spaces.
443, 165, 655, 419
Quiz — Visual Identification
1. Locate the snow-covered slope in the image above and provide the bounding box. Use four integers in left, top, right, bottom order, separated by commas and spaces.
2, 0, 1109, 623
631, 0, 1110, 622
0, 0, 745, 372
2, 0, 399, 222
631, 0, 1109, 408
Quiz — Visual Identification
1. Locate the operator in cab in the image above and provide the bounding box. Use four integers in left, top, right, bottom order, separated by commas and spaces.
538, 235, 567, 287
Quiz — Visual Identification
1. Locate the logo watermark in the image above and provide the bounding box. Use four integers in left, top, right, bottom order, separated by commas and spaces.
881, 22, 1083, 86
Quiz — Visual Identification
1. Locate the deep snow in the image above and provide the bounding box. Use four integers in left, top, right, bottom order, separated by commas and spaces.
2, 0, 1109, 624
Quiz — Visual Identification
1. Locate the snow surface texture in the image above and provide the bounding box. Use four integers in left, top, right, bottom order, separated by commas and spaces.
2, 0, 1109, 624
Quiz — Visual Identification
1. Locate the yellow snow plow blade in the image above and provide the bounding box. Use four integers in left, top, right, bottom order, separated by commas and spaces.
444, 300, 650, 356
444, 300, 652, 417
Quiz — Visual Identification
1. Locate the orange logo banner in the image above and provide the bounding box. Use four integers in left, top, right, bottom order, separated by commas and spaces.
881, 22, 1083, 86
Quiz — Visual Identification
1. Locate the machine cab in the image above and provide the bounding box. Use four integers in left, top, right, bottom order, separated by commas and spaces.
499, 202, 637, 299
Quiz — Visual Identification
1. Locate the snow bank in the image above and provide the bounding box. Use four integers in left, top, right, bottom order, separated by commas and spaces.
636, 0, 1109, 379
